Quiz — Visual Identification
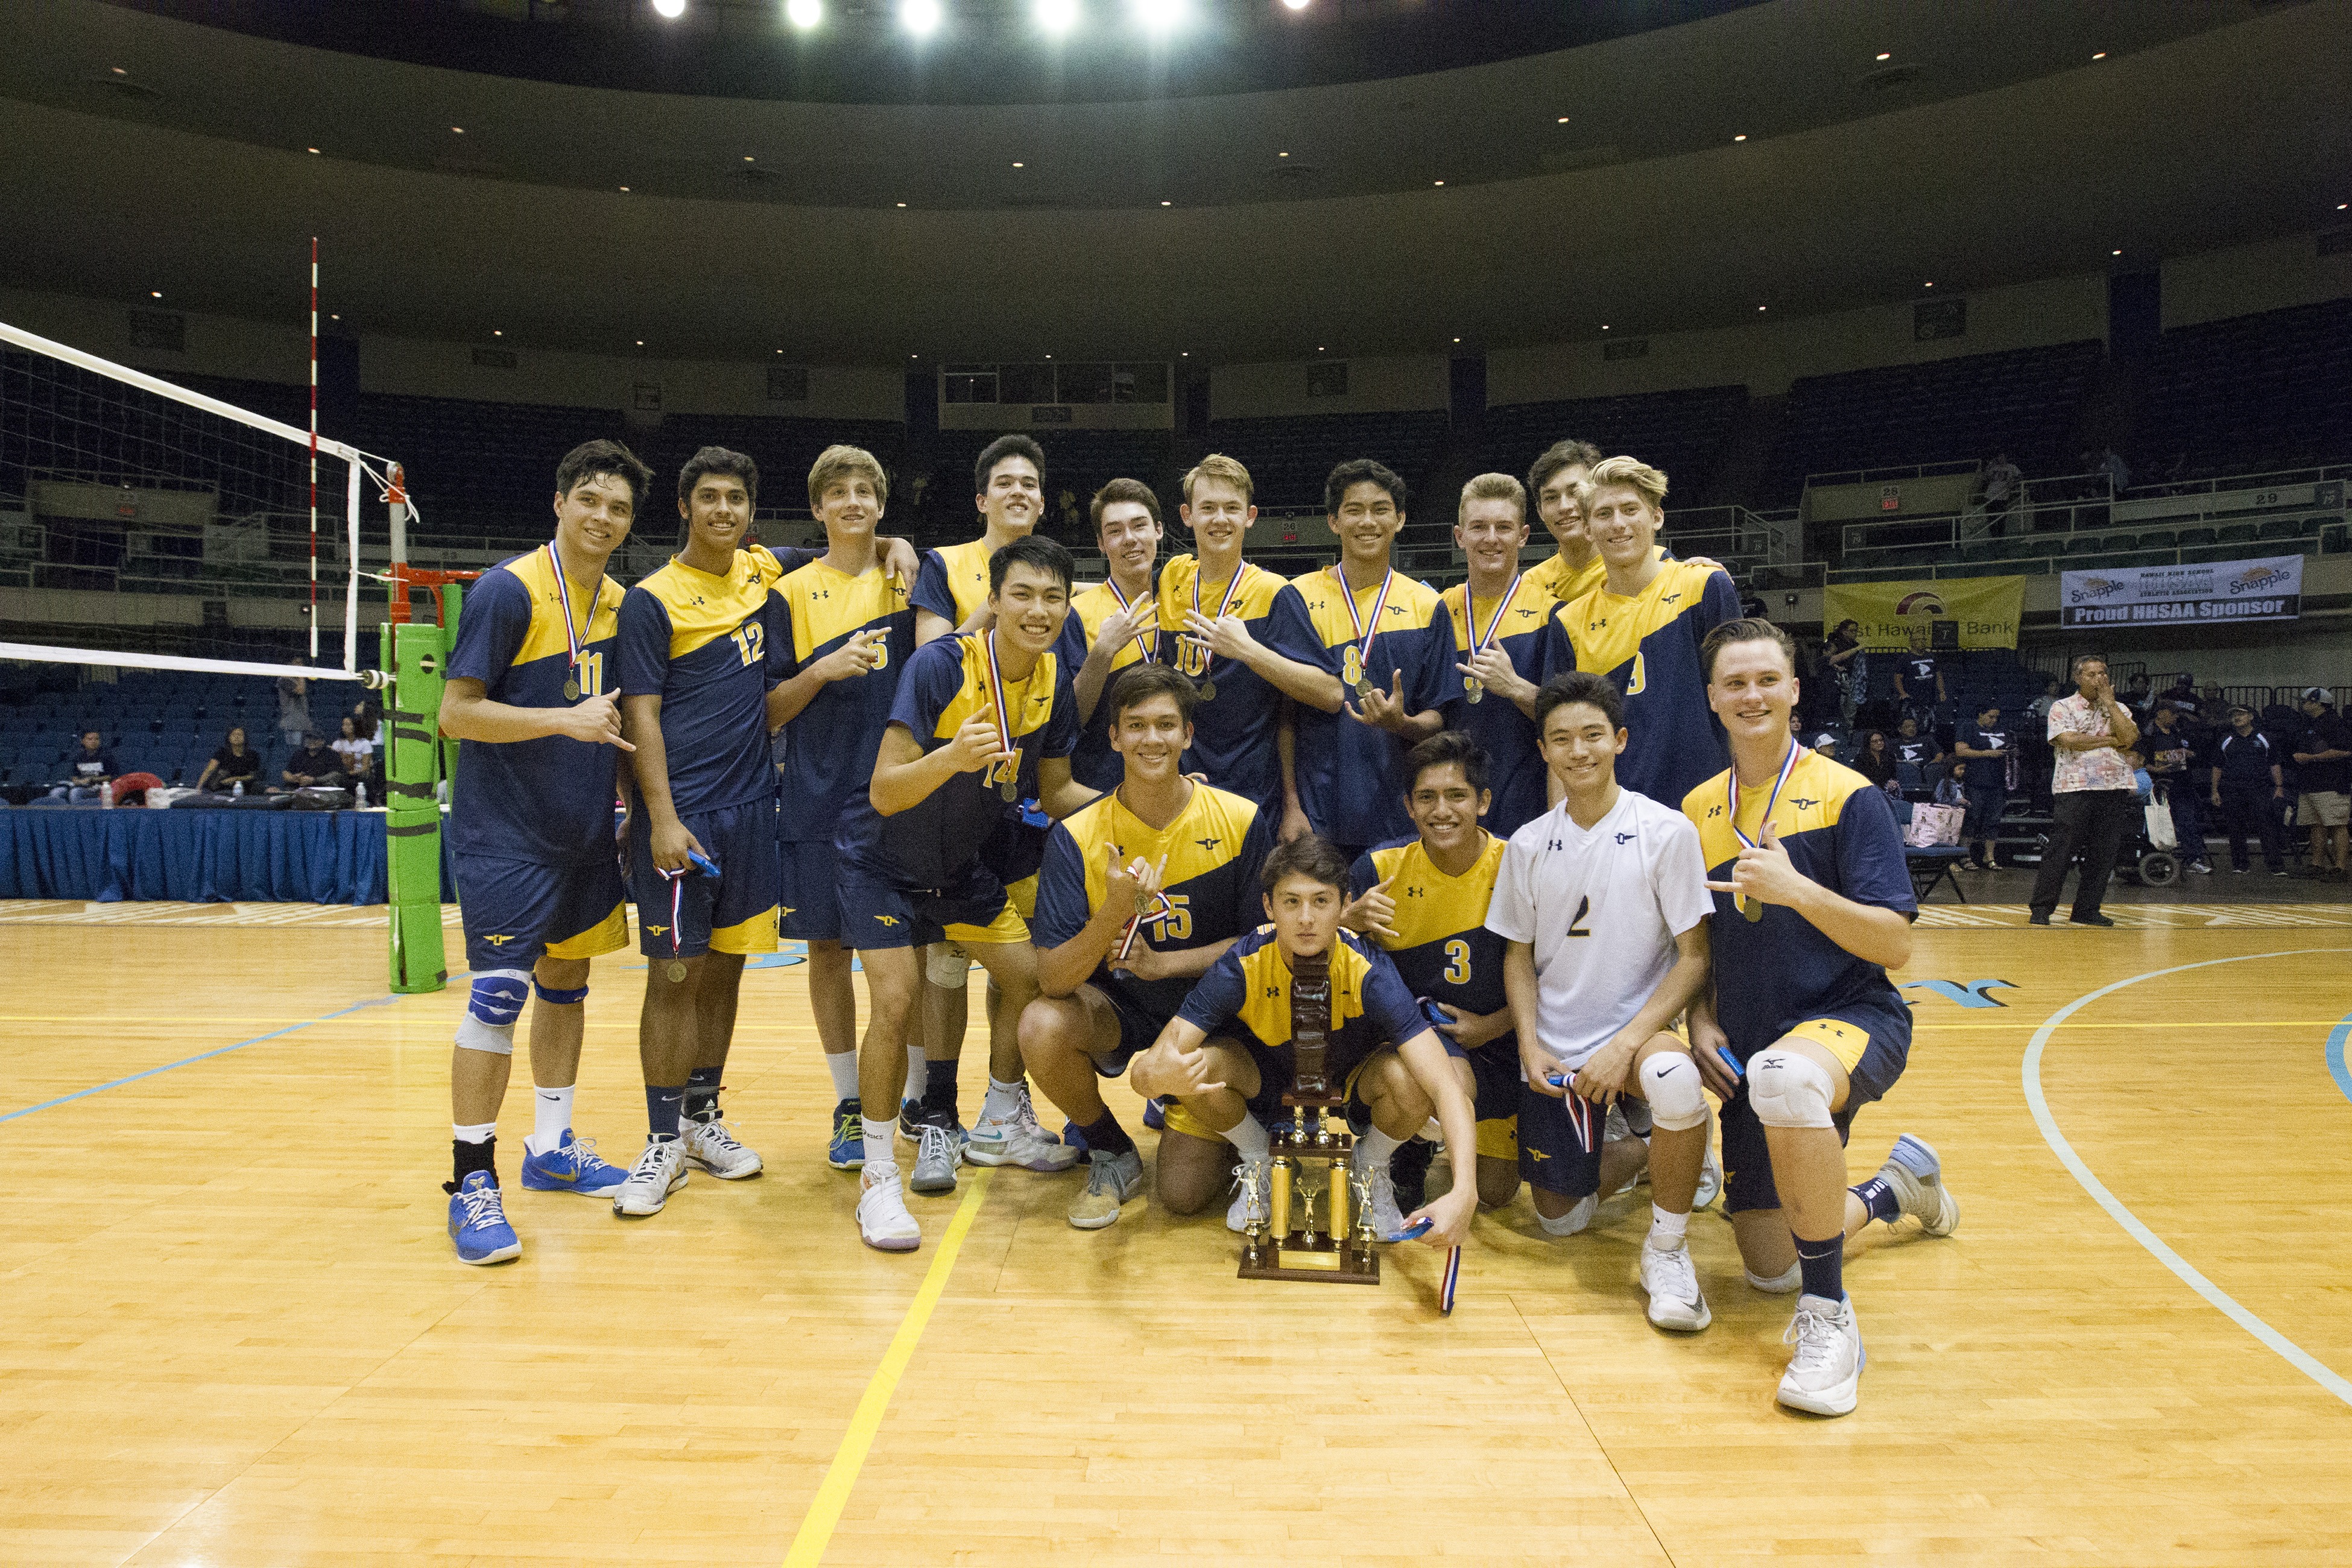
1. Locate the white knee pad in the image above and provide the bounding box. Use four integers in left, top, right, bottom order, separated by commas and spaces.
926, 942, 971, 988
1746, 1260, 1803, 1294
1748, 1049, 1836, 1130
1538, 1193, 1598, 1236
1643, 1052, 1708, 1133
455, 969, 530, 1055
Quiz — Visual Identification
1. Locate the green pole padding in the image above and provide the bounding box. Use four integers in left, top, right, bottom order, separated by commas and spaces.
384, 608, 454, 994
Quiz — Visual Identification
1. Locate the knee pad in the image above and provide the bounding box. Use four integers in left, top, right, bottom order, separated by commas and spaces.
926, 942, 971, 988
1746, 1260, 1803, 1294
1749, 1049, 1836, 1130
457, 969, 530, 1055
533, 980, 588, 1006
1644, 1052, 1708, 1133
1538, 1193, 1598, 1236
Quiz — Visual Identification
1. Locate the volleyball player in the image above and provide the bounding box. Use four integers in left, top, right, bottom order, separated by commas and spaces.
1523, 438, 1608, 605
1020, 664, 1276, 1227
1440, 473, 1553, 837
1488, 672, 1716, 1329
1157, 454, 1291, 818
437, 438, 646, 1265
768, 445, 915, 1172
1265, 460, 1461, 858
1129, 835, 1480, 1245
1057, 479, 1165, 793
1341, 732, 1520, 1215
1685, 618, 1961, 1415
912, 434, 1046, 642
1538, 456, 1741, 812
833, 537, 1095, 1250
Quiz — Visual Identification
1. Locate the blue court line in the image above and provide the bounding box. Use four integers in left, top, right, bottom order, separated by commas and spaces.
2023, 947, 2352, 1409
2328, 1013, 2352, 1107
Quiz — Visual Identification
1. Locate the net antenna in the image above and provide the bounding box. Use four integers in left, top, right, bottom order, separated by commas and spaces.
0, 316, 413, 687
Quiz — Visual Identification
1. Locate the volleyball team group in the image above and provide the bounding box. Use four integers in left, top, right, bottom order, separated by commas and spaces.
436, 429, 1960, 1417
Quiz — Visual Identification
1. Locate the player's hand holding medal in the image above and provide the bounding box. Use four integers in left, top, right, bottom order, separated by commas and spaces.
1104, 846, 1171, 980
1180, 563, 1257, 704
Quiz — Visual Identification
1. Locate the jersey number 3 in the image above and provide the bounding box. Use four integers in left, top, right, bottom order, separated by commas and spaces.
1443, 938, 1471, 984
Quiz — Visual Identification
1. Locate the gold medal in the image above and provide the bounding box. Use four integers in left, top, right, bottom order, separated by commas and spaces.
998, 774, 1019, 803
1197, 678, 1217, 703
1465, 677, 1484, 706
1461, 571, 1520, 712
666, 959, 687, 981
563, 676, 580, 701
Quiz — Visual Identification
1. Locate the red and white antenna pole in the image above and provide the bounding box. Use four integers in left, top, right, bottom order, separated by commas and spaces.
308, 235, 320, 662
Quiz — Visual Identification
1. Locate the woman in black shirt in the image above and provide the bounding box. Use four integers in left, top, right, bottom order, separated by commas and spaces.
1853, 730, 1897, 788
197, 725, 264, 793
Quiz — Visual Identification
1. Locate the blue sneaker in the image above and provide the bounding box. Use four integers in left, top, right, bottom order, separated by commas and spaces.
518, 1131, 627, 1196
899, 1096, 923, 1140
447, 1171, 520, 1265
827, 1098, 864, 1171
1142, 1096, 1166, 1131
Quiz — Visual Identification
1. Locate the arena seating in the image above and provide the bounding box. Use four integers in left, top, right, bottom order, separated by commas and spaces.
921, 427, 1177, 545
1202, 410, 1452, 512
1480, 385, 1748, 499
2132, 299, 2352, 479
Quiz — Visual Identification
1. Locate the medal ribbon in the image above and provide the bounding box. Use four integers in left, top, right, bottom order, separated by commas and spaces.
1330, 564, 1395, 687
1465, 571, 1523, 662
1726, 740, 1802, 920
543, 541, 589, 682
981, 629, 1020, 793
1105, 576, 1159, 666
1113, 888, 1176, 965
1187, 561, 1253, 660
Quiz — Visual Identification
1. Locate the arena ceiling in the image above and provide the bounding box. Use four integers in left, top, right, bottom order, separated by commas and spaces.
0, 0, 2345, 368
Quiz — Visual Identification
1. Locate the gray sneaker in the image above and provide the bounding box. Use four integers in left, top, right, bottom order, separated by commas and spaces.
909, 1121, 963, 1196
1068, 1147, 1145, 1229
612, 1136, 688, 1218
1877, 1133, 1960, 1236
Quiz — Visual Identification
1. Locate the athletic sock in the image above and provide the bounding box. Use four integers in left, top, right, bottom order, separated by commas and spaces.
825, 1051, 860, 1102
1357, 1124, 1403, 1172
449, 1125, 498, 1192
1795, 1232, 1844, 1303
1076, 1110, 1134, 1157
922, 1066, 961, 1122
982, 1075, 1023, 1124
525, 1086, 574, 1157
1850, 1173, 1903, 1225
1648, 1203, 1689, 1248
862, 1114, 896, 1171
683, 1066, 722, 1124
1223, 1114, 1270, 1163
904, 1045, 929, 1101
646, 1084, 684, 1143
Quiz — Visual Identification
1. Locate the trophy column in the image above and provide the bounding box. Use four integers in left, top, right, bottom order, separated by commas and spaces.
1238, 946, 1379, 1285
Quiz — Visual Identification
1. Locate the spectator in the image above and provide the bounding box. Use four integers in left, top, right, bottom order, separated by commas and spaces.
1808, 731, 1840, 758
281, 732, 346, 790
2208, 704, 2287, 876
2140, 703, 2211, 874
52, 729, 118, 802
195, 725, 264, 794
1894, 632, 1946, 726
1853, 729, 1897, 788
1821, 618, 1864, 724
1932, 759, 1967, 808
2119, 672, 2155, 724
1893, 715, 1943, 791
1953, 701, 2012, 871
2162, 677, 2202, 726
1982, 451, 2022, 533
331, 714, 376, 782
2291, 687, 2351, 879
2029, 654, 2140, 928
276, 672, 311, 751
2026, 675, 2064, 809
2098, 446, 2131, 492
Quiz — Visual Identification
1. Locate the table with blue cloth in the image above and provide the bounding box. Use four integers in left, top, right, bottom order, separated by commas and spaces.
0, 805, 459, 904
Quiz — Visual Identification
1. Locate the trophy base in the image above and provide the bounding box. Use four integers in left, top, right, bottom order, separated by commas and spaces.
1238, 1235, 1380, 1285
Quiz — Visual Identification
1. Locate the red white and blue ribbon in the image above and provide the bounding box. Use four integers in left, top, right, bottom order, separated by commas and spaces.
1186, 560, 1254, 655
1329, 564, 1396, 689
543, 540, 587, 683
1727, 739, 1802, 920
1112, 882, 1175, 966
1439, 1242, 1461, 1315
1463, 571, 1522, 662
656, 865, 687, 956
980, 628, 1020, 794
1104, 576, 1159, 665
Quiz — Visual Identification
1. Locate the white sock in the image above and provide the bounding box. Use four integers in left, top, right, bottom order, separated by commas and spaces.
1649, 1204, 1689, 1248
1357, 1125, 1403, 1172
1222, 1114, 1270, 1162
525, 1085, 574, 1156
982, 1075, 1023, 1123
904, 1045, 928, 1101
862, 1115, 897, 1170
826, 1051, 860, 1102
453, 1120, 496, 1144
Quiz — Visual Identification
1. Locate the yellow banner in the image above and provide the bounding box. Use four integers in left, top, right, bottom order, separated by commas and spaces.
1823, 576, 2025, 651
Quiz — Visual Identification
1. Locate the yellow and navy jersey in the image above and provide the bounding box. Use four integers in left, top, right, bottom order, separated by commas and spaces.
835, 633, 1077, 890
772, 555, 916, 842
1154, 554, 1290, 814
1526, 543, 1669, 607
910, 538, 996, 630
1034, 783, 1276, 1022
1348, 832, 1511, 1054
1053, 575, 1164, 793
1683, 748, 1917, 1055
1439, 575, 1555, 837
1538, 558, 1740, 810
617, 552, 785, 817
1267, 565, 1463, 849
446, 548, 626, 868
1177, 925, 1426, 1070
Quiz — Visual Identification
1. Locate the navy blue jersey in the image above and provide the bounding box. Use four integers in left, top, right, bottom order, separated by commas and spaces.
1155, 554, 1289, 814
1439, 575, 1554, 838
1177, 925, 1426, 1077
617, 552, 785, 816
911, 539, 995, 630
1349, 832, 1512, 1058
1539, 560, 1739, 812
771, 555, 917, 842
1054, 575, 1164, 794
446, 548, 627, 867
2213, 730, 2277, 787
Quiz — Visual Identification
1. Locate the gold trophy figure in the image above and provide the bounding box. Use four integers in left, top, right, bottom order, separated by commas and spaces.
1238, 946, 1380, 1285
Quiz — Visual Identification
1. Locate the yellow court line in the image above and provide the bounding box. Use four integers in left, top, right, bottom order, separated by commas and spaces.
1915, 1019, 2352, 1031
781, 1166, 994, 1568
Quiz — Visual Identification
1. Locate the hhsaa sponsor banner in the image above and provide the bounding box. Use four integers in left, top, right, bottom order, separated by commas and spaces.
2059, 554, 2303, 628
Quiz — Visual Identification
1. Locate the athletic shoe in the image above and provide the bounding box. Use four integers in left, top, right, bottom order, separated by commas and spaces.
967, 1084, 1080, 1171
1227, 1156, 1272, 1233
1360, 1156, 1405, 1240
899, 1097, 923, 1140
827, 1098, 864, 1171
1389, 1136, 1435, 1213
1640, 1239, 1712, 1332
1778, 1294, 1865, 1416
858, 1165, 920, 1253
2072, 912, 2116, 928
1142, 1096, 1167, 1131
1877, 1133, 1961, 1236
612, 1137, 688, 1218
1068, 1147, 1146, 1229
909, 1122, 963, 1196
447, 1171, 520, 1266
2027, 912, 2052, 926
1693, 1145, 1723, 1211
681, 1118, 763, 1181
2187, 860, 2213, 874
1745, 1260, 1803, 1293
518, 1131, 628, 1197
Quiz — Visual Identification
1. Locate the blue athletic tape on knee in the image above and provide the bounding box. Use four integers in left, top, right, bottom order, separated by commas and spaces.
457, 969, 531, 1055
1748, 1049, 1835, 1130
533, 980, 589, 1005
1645, 1053, 1708, 1132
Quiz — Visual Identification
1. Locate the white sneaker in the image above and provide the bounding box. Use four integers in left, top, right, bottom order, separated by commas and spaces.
1359, 1155, 1404, 1240
909, 1121, 963, 1196
612, 1136, 688, 1217
1878, 1133, 1960, 1237
857, 1165, 921, 1253
1778, 1293, 1865, 1415
1640, 1239, 1712, 1332
681, 1118, 763, 1180
1693, 1145, 1723, 1211
967, 1084, 1080, 1171
1226, 1156, 1272, 1233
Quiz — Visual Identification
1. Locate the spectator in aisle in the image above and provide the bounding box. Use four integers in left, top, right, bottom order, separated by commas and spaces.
276, 671, 311, 751
332, 714, 376, 782
1953, 701, 2012, 871
1894, 634, 1946, 727
2292, 687, 2351, 879
2208, 705, 2287, 876
1981, 452, 2022, 531
281, 732, 347, 791
2140, 703, 2211, 874
53, 729, 118, 801
1854, 729, 1897, 789
1821, 619, 1864, 724
2029, 654, 2139, 928
195, 725, 264, 794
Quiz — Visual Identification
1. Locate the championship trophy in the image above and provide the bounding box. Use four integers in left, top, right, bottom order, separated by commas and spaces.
1238, 946, 1380, 1284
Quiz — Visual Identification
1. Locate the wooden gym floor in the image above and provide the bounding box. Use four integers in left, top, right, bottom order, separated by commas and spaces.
2, 898, 2348, 1566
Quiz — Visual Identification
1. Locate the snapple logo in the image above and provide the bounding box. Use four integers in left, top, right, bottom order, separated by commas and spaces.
2228, 564, 2291, 597
2068, 576, 2129, 605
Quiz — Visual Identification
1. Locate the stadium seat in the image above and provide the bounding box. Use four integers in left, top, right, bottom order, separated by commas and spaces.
2255, 517, 2300, 542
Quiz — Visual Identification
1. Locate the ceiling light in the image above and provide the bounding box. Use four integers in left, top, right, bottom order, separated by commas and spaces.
1133, 0, 1187, 34
1282, 0, 1308, 10
2091, 51, 2105, 60
111, 66, 126, 75
1557, 116, 1570, 124
776, 349, 784, 354
897, 201, 908, 207
2112, 248, 2123, 256
619, 185, 630, 191
150, 291, 162, 298
744, 155, 756, 162
1433, 180, 1444, 186
1875, 51, 1890, 61
1733, 133, 1747, 142
307, 147, 320, 154
1452, 337, 1461, 343
1160, 199, 1172, 206
451, 126, 464, 134
1013, 161, 1024, 168
1924, 281, 1933, 288
1601, 324, 1609, 330
1317, 346, 1325, 352
653, 0, 687, 16
1757, 305, 1767, 311
1279, 151, 1289, 157
1046, 353, 1053, 358
786, 0, 823, 26
1035, 0, 1078, 32
1181, 351, 1189, 356
636, 340, 645, 346
901, 0, 942, 36
493, 329, 503, 336
330, 314, 340, 320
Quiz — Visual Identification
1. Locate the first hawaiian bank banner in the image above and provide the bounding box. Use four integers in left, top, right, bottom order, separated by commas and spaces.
2059, 555, 2304, 629
1822, 576, 2025, 651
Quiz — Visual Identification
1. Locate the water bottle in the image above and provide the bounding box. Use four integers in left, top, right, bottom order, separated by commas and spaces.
355, 780, 368, 808
100, 780, 114, 809
232, 779, 244, 798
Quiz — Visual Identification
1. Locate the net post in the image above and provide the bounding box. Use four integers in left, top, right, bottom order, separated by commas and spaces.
384, 613, 451, 994
309, 235, 320, 663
